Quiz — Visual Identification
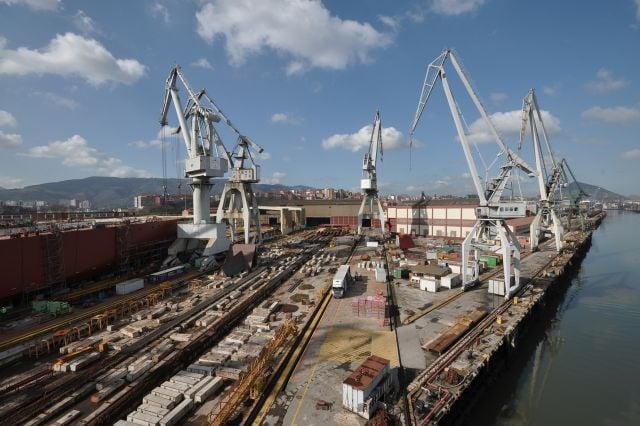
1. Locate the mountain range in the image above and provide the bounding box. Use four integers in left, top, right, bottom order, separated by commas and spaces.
0, 177, 315, 209
0, 177, 628, 209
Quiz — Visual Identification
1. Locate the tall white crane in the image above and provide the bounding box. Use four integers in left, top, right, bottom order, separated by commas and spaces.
215, 130, 265, 245
358, 111, 386, 236
159, 66, 232, 267
519, 88, 565, 252
410, 49, 536, 299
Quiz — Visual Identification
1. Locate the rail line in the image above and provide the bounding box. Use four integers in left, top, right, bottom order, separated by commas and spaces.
0, 270, 202, 352
407, 238, 580, 425
247, 235, 360, 425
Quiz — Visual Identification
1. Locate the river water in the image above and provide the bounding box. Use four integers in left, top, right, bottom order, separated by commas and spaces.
469, 210, 640, 425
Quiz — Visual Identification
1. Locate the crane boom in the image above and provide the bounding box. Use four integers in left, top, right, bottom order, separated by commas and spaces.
520, 88, 565, 251
410, 48, 532, 298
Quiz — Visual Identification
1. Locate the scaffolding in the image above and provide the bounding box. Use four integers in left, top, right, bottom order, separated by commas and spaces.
115, 221, 131, 273
42, 227, 66, 292
208, 318, 298, 425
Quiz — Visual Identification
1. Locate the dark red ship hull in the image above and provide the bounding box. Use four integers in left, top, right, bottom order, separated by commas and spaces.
0, 219, 178, 300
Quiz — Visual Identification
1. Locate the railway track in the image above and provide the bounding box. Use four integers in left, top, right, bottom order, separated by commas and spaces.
0, 270, 202, 352
407, 239, 579, 425
247, 234, 360, 425
0, 227, 349, 424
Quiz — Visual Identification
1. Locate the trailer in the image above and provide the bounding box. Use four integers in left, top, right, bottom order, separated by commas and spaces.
332, 265, 351, 298
147, 265, 187, 284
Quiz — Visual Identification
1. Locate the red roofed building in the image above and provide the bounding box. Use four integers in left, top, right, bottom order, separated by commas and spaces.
342, 355, 394, 419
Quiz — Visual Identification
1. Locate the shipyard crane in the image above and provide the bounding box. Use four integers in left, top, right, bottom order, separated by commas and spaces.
215, 127, 265, 245
409, 49, 536, 299
559, 158, 589, 231
358, 111, 386, 236
519, 89, 565, 252
159, 66, 231, 267
412, 191, 430, 236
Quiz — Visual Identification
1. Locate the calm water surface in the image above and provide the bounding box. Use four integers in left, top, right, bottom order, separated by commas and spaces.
470, 211, 640, 425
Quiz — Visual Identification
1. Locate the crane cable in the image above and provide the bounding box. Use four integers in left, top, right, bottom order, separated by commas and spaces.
161, 126, 168, 202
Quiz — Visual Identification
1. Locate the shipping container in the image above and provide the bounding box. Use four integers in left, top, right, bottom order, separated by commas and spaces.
159, 398, 193, 426
126, 410, 163, 426
194, 377, 223, 403
116, 278, 144, 295
143, 394, 176, 410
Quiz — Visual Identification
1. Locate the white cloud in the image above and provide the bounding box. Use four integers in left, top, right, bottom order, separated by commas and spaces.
271, 112, 299, 124
466, 109, 561, 144
151, 2, 170, 24
0, 0, 59, 11
322, 124, 407, 152
585, 68, 628, 93
259, 152, 271, 161
0, 130, 22, 148
0, 176, 23, 188
0, 110, 18, 127
582, 106, 640, 124
263, 171, 286, 184
622, 148, 640, 160
27, 134, 151, 177
490, 92, 507, 103
543, 85, 558, 96
430, 0, 486, 16
195, 0, 392, 75
635, 0, 640, 20
0, 33, 146, 85
129, 127, 175, 149
73, 10, 99, 35
33, 91, 79, 110
379, 15, 399, 30
191, 58, 214, 70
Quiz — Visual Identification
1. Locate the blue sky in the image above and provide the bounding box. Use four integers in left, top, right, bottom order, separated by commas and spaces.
0, 0, 639, 197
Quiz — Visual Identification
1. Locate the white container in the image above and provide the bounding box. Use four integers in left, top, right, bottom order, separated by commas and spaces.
159, 398, 193, 426
184, 376, 213, 400
160, 380, 190, 393
375, 268, 387, 283
126, 410, 162, 426
488, 278, 506, 296
143, 394, 175, 410
440, 273, 462, 289
194, 377, 223, 403
419, 278, 439, 292
116, 278, 144, 295
169, 375, 199, 386
151, 386, 183, 403
137, 403, 170, 418
126, 360, 153, 382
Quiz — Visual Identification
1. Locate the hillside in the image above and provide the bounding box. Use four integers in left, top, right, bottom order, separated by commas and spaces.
0, 177, 315, 209
566, 182, 625, 202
